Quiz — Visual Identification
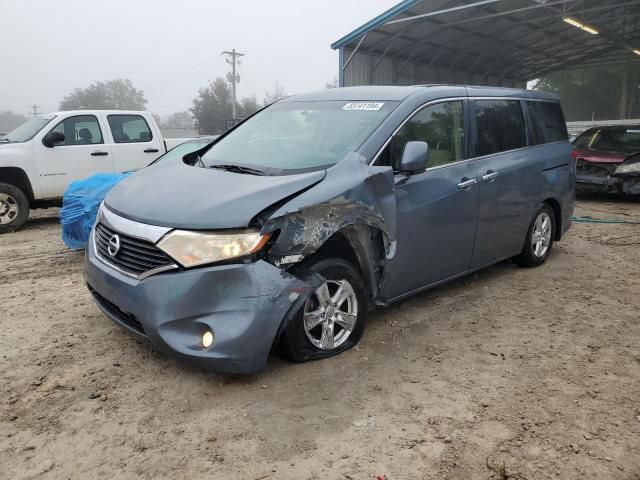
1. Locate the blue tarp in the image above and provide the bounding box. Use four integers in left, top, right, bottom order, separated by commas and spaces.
60, 173, 132, 249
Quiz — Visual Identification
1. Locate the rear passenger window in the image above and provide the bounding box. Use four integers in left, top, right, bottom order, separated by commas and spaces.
473, 100, 526, 156
392, 100, 465, 169
107, 115, 152, 143
527, 101, 568, 144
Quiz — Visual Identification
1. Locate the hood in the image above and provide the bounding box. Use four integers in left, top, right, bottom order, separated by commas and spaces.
573, 148, 627, 164
105, 160, 326, 229
0, 142, 29, 164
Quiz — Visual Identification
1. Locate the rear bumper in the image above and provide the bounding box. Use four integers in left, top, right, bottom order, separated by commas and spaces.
84, 230, 317, 374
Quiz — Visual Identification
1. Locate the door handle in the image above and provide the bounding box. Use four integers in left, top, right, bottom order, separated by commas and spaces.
482, 170, 500, 182
91, 151, 109, 156
144, 148, 159, 153
457, 178, 477, 190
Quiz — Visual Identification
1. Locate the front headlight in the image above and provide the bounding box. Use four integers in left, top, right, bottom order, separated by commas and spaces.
157, 229, 271, 268
614, 162, 640, 175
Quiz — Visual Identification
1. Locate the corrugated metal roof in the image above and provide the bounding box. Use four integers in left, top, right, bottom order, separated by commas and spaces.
332, 0, 640, 84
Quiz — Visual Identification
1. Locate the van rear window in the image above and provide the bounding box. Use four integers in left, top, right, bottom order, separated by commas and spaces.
473, 100, 526, 156
527, 101, 568, 145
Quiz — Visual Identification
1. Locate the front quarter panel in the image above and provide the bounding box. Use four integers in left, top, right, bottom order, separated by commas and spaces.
261, 153, 397, 262
0, 142, 40, 199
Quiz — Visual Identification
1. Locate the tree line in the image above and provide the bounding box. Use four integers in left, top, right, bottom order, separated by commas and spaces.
58, 78, 288, 134
0, 77, 289, 135
533, 64, 640, 121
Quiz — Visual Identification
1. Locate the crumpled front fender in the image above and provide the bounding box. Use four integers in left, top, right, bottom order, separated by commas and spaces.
261, 153, 397, 264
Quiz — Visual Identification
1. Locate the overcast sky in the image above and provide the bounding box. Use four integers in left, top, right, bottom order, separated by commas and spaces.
0, 0, 398, 117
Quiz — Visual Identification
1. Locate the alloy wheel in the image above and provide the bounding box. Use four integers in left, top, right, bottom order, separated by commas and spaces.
303, 279, 358, 350
531, 211, 552, 258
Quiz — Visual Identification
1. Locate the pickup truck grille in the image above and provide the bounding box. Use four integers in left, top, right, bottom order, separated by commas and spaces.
94, 222, 176, 278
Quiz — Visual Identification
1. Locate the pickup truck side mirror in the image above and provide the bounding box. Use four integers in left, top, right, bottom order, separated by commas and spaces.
42, 131, 65, 148
399, 141, 429, 174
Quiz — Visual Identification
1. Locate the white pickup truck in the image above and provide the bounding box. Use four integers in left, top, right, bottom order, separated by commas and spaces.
0, 110, 188, 233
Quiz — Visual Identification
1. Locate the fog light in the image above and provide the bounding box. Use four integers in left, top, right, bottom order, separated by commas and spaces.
202, 330, 214, 348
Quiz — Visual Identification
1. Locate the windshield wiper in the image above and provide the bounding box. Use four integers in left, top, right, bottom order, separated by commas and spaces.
208, 164, 266, 175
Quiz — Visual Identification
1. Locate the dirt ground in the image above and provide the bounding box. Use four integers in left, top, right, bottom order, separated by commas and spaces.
1, 196, 639, 480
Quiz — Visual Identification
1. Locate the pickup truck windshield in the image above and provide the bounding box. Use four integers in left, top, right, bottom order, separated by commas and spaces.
3, 115, 55, 143
200, 100, 398, 174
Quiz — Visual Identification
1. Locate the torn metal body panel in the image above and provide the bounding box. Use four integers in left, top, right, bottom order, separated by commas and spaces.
260, 153, 396, 302
619, 174, 640, 195
576, 157, 640, 195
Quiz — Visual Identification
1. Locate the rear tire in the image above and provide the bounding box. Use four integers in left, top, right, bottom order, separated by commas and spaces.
514, 204, 555, 268
0, 183, 29, 233
280, 257, 368, 363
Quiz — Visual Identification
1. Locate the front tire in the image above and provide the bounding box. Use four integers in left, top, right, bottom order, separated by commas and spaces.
280, 257, 368, 363
0, 183, 29, 233
514, 204, 555, 267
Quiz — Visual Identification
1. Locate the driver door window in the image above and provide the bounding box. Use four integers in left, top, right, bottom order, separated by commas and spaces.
49, 115, 104, 146
392, 101, 465, 169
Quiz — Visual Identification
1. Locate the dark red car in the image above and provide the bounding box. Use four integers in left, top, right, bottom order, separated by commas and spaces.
573, 125, 640, 195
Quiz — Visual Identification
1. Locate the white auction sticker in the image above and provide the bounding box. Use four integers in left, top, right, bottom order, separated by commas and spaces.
342, 102, 384, 111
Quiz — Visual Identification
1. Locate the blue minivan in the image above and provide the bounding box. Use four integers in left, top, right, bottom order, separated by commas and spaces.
84, 85, 574, 374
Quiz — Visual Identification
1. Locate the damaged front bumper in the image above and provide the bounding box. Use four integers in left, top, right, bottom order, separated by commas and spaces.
84, 231, 319, 374
576, 167, 640, 195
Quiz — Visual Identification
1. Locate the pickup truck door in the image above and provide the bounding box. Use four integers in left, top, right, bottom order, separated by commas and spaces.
102, 113, 165, 173
35, 114, 114, 199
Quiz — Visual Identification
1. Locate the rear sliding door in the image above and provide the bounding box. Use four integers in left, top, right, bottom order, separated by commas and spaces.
469, 99, 536, 269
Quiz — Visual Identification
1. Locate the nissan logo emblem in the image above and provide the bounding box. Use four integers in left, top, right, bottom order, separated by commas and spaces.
107, 234, 121, 257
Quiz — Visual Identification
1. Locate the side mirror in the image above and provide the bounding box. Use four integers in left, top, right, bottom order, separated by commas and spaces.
399, 141, 429, 174
43, 131, 65, 148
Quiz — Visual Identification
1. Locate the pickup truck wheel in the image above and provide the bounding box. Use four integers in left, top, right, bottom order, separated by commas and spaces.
0, 183, 29, 233
514, 204, 555, 268
280, 257, 367, 363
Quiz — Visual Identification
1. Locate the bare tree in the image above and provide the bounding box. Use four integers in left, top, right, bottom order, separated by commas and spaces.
263, 82, 288, 105
325, 77, 339, 89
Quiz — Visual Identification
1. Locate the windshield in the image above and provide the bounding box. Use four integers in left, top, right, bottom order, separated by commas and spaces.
589, 128, 640, 154
151, 139, 212, 165
200, 100, 398, 174
4, 115, 56, 143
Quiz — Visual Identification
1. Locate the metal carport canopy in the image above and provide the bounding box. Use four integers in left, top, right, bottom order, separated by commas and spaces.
331, 0, 640, 87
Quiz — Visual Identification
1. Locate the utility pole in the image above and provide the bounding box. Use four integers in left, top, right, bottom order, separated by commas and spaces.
29, 104, 41, 117
221, 49, 244, 121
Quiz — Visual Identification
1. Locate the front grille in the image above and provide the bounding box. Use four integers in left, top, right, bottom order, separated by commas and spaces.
94, 222, 175, 277
89, 286, 146, 336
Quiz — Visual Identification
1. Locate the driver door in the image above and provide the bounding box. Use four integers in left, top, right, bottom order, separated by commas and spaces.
35, 114, 113, 198
378, 99, 480, 301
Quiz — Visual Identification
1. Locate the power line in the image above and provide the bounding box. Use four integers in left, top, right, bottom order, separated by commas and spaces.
236, 63, 255, 101
221, 49, 244, 120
